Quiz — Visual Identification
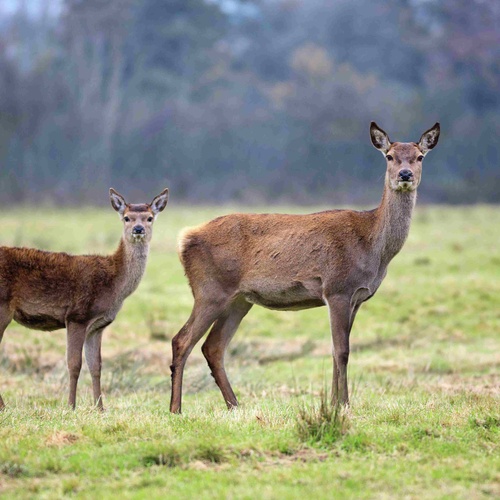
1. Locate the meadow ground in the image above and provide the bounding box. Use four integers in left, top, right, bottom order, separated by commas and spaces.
0, 205, 499, 499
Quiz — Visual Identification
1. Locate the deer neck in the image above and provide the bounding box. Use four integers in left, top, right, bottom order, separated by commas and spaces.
113, 238, 150, 300
374, 183, 416, 263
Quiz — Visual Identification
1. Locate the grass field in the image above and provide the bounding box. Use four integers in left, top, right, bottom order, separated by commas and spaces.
0, 204, 499, 499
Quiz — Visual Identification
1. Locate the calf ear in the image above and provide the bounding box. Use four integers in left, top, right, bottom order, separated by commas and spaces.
370, 122, 391, 154
151, 188, 169, 215
109, 188, 127, 215
418, 123, 440, 155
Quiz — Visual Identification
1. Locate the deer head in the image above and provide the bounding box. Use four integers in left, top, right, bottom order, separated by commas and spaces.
370, 122, 440, 192
109, 188, 169, 244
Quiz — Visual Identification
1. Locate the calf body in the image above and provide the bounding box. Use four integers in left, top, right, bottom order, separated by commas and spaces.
0, 188, 168, 410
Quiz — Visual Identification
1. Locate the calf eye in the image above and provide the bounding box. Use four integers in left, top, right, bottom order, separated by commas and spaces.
417, 155, 424, 161
386, 155, 393, 161
124, 216, 130, 222
147, 216, 153, 222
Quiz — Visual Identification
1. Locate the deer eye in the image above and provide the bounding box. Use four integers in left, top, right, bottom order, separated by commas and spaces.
386, 155, 393, 161
123, 216, 130, 222
147, 216, 153, 222
417, 155, 424, 161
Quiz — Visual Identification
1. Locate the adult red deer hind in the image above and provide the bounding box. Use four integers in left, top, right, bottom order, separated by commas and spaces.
0, 188, 168, 410
170, 122, 440, 413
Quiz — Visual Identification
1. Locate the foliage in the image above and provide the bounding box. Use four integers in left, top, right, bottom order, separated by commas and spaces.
0, 0, 498, 204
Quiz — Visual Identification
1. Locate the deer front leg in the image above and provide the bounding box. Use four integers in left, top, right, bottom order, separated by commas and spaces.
325, 295, 351, 406
0, 306, 13, 410
66, 322, 87, 409
85, 327, 105, 410
332, 355, 339, 404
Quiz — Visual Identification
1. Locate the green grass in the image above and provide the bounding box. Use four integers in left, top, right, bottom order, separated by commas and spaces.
1, 204, 499, 499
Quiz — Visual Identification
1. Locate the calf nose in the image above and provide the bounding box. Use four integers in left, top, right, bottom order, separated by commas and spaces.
399, 169, 413, 181
133, 225, 145, 234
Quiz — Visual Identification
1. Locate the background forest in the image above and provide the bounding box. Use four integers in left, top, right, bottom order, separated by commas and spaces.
0, 0, 498, 205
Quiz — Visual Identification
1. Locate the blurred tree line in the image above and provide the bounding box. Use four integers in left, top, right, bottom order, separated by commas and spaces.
0, 0, 498, 205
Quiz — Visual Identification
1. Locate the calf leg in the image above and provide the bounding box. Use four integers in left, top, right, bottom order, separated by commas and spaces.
202, 299, 252, 409
0, 305, 13, 410
170, 297, 229, 414
85, 328, 105, 410
66, 322, 87, 409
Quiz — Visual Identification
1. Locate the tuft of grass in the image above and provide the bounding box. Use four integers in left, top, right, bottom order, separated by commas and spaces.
470, 415, 500, 430
143, 447, 184, 468
194, 443, 228, 464
62, 477, 80, 495
0, 462, 29, 478
142, 443, 229, 468
296, 390, 349, 446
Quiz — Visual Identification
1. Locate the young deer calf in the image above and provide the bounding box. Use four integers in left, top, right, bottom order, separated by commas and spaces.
170, 122, 440, 413
0, 188, 168, 410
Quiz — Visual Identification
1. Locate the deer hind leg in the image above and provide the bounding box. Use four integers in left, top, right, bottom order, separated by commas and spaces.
66, 322, 87, 409
202, 299, 252, 409
326, 295, 352, 406
0, 305, 13, 410
84, 327, 105, 411
170, 296, 230, 414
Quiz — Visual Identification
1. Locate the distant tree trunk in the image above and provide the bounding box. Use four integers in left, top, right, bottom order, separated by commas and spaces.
62, 0, 132, 202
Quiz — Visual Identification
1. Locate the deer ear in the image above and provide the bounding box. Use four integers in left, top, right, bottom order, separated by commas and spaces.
109, 188, 127, 215
151, 188, 169, 215
418, 123, 440, 155
370, 122, 391, 154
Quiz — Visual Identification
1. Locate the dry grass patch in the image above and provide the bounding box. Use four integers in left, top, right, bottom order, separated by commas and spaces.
45, 431, 79, 447
429, 373, 500, 397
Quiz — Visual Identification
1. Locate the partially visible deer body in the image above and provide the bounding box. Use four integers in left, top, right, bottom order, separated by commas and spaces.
0, 188, 168, 410
170, 123, 440, 413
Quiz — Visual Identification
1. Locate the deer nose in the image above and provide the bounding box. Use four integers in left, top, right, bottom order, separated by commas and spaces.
132, 225, 145, 234
399, 169, 413, 182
